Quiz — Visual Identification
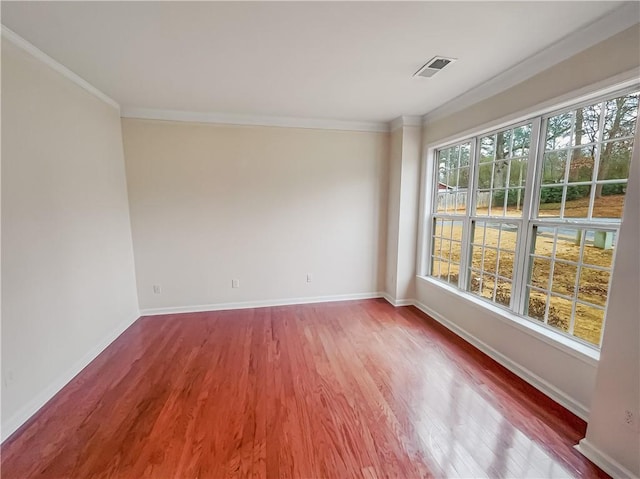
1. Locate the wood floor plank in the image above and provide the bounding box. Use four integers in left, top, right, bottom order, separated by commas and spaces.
1, 299, 609, 478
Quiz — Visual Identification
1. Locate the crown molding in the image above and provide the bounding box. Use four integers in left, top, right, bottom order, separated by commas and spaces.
121, 107, 389, 133
422, 3, 640, 125
1, 25, 120, 110
390, 115, 422, 131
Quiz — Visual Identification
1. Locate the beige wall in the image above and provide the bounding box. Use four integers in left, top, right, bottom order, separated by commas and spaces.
1, 41, 139, 439
122, 119, 388, 311
385, 127, 402, 296
419, 22, 640, 476
580, 123, 640, 477
385, 123, 421, 302
424, 24, 640, 145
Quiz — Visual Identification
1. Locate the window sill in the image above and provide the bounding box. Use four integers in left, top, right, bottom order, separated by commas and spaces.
416, 275, 600, 367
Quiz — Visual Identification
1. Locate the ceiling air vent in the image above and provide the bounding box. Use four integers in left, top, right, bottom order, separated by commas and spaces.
414, 56, 457, 78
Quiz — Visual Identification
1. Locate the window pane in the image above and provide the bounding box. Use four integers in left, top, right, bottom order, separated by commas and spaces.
468, 220, 518, 305
431, 258, 442, 277
541, 151, 567, 184
478, 162, 493, 188
460, 143, 471, 167
512, 124, 531, 157
568, 147, 595, 182
432, 236, 442, 258
475, 190, 491, 215
546, 112, 572, 150
447, 267, 460, 286
498, 224, 518, 252
508, 159, 527, 188
484, 223, 500, 248
547, 295, 571, 332
527, 290, 547, 321
450, 241, 462, 266
492, 189, 507, 216
538, 186, 563, 217
483, 248, 498, 275
574, 304, 605, 346
555, 229, 581, 263
496, 279, 511, 307
551, 262, 578, 296
497, 130, 512, 158
436, 142, 471, 217
593, 185, 626, 219
471, 246, 483, 271
573, 103, 601, 146
440, 239, 452, 261
480, 135, 495, 160
458, 167, 470, 188
578, 267, 610, 307
438, 261, 450, 281
492, 162, 509, 190
563, 185, 591, 218
481, 274, 495, 300
470, 273, 481, 294
433, 218, 443, 237
530, 257, 551, 289
603, 93, 639, 140
532, 226, 554, 258
451, 220, 464, 242
526, 225, 617, 344
437, 192, 454, 213
497, 251, 515, 278
472, 221, 485, 244
582, 230, 615, 267
598, 139, 633, 181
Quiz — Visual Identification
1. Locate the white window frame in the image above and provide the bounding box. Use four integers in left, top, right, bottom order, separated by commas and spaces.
419, 82, 640, 351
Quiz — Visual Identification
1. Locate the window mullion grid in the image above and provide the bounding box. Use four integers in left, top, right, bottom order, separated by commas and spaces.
426, 146, 443, 277
567, 230, 588, 336
492, 224, 503, 302
587, 100, 609, 219
542, 228, 559, 326
458, 139, 477, 291
598, 226, 621, 348
512, 117, 542, 315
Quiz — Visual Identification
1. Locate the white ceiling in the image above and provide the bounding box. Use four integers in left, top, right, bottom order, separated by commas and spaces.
1, 1, 636, 123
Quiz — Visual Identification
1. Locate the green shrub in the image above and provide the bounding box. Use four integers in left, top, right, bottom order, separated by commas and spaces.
601, 183, 626, 196
493, 188, 523, 206
538, 185, 590, 204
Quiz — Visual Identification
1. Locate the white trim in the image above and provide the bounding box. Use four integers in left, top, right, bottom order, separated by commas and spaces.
413, 298, 590, 420
121, 107, 389, 133
417, 276, 600, 366
390, 115, 423, 132
140, 292, 385, 316
422, 4, 640, 124
425, 70, 640, 149
575, 439, 640, 479
1, 25, 120, 110
381, 293, 413, 307
1, 313, 138, 443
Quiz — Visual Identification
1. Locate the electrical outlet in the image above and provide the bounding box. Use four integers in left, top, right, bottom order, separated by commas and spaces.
232, 279, 240, 289
623, 410, 636, 430
153, 285, 161, 294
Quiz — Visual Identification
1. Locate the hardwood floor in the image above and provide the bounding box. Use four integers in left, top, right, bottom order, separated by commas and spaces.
1, 299, 608, 478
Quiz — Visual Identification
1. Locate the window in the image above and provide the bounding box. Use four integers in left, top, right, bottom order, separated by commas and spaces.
425, 88, 639, 348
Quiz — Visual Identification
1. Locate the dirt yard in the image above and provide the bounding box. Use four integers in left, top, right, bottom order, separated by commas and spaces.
433, 195, 623, 346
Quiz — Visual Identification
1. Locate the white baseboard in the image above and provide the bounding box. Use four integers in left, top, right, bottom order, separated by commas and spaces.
412, 300, 590, 421
576, 439, 639, 479
381, 293, 413, 307
1, 313, 139, 443
140, 292, 385, 316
